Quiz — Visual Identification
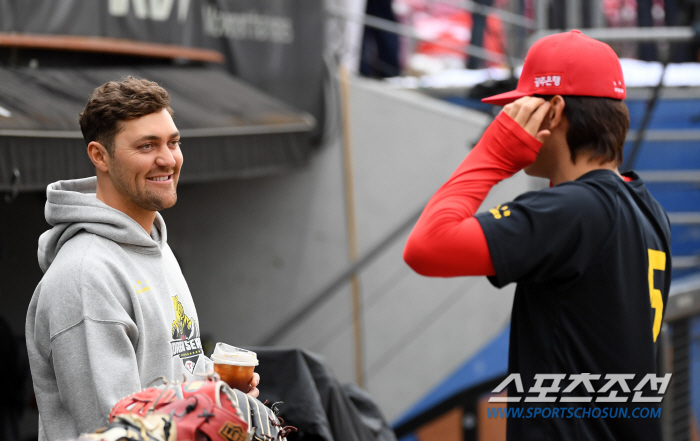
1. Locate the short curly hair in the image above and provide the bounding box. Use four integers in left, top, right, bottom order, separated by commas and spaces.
79, 76, 173, 156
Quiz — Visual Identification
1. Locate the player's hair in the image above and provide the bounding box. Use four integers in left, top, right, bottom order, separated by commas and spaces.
79, 76, 173, 156
539, 95, 629, 165
562, 96, 629, 165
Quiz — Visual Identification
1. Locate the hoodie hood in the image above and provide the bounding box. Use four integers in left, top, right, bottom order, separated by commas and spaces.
38, 177, 167, 272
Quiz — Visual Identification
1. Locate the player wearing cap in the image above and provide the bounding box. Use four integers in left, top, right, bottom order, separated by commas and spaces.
404, 30, 671, 440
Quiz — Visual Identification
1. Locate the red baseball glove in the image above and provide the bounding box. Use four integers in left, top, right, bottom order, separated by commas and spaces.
104, 376, 293, 441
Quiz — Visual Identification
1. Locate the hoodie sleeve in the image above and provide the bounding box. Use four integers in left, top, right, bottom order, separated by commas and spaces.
32, 236, 143, 437
50, 318, 141, 434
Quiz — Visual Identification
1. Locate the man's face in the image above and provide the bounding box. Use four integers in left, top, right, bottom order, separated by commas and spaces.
108, 108, 183, 212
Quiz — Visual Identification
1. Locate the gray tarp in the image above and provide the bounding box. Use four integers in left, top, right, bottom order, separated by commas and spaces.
0, 66, 315, 192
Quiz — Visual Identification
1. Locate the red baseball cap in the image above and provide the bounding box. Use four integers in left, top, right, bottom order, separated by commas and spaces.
482, 30, 626, 106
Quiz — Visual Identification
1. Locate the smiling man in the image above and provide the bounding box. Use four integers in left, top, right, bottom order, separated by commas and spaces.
89, 107, 182, 230
24, 77, 258, 441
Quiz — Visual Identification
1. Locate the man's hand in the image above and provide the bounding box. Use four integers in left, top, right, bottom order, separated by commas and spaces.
247, 372, 260, 398
503, 97, 552, 143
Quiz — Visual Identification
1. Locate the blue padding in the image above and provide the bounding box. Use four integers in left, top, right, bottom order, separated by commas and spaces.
393, 325, 510, 428
669, 225, 700, 256
397, 433, 420, 441
643, 183, 700, 212
627, 99, 700, 130
624, 141, 700, 170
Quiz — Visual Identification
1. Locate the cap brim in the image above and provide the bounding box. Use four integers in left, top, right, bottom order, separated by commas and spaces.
481, 90, 530, 106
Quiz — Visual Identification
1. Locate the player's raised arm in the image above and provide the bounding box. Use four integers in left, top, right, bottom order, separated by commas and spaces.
403, 99, 548, 277
406, 30, 672, 441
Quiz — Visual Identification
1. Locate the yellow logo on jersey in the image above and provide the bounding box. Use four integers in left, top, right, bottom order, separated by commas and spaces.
489, 205, 511, 219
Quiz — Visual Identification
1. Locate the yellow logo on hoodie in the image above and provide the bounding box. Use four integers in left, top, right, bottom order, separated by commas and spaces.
170, 296, 202, 375
172, 296, 197, 340
133, 280, 152, 294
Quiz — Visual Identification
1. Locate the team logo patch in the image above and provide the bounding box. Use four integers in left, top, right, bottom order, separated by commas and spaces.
219, 421, 246, 441
184, 358, 197, 374
489, 205, 511, 219
170, 296, 203, 374
534, 74, 562, 88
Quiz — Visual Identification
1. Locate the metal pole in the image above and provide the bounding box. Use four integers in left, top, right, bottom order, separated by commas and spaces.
459, 0, 537, 29
527, 26, 696, 46
338, 66, 365, 389
623, 60, 669, 172
590, 0, 604, 28
536, 0, 549, 30
567, 0, 581, 29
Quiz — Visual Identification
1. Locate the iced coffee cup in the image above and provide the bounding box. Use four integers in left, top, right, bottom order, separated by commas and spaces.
211, 343, 258, 392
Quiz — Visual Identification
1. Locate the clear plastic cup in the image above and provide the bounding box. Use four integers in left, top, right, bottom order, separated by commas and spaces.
211, 343, 258, 392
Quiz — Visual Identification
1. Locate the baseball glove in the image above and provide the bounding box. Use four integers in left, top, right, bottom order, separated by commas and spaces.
87, 376, 294, 441
70, 412, 175, 441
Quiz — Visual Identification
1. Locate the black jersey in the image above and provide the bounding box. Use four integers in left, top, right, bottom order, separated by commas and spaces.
475, 169, 672, 441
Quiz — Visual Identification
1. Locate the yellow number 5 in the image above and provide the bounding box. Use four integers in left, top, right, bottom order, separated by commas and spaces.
648, 249, 666, 342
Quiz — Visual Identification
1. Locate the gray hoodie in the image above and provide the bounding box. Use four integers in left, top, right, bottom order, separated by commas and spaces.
26, 177, 205, 441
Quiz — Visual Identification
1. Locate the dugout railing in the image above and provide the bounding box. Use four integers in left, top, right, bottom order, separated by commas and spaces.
664, 274, 700, 441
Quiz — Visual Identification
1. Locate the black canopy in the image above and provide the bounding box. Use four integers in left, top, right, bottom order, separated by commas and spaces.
0, 66, 316, 192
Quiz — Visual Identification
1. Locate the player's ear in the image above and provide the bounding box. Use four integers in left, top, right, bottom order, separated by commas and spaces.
548, 95, 566, 129
87, 141, 110, 173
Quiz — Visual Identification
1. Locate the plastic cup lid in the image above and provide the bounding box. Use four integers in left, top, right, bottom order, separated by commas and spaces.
211, 342, 258, 366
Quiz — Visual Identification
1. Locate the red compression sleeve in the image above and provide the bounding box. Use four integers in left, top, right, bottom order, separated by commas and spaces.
404, 112, 542, 277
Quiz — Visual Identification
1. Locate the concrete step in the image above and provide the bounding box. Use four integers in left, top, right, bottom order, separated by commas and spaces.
638, 170, 700, 183
673, 255, 700, 270
627, 129, 700, 142
668, 212, 700, 225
